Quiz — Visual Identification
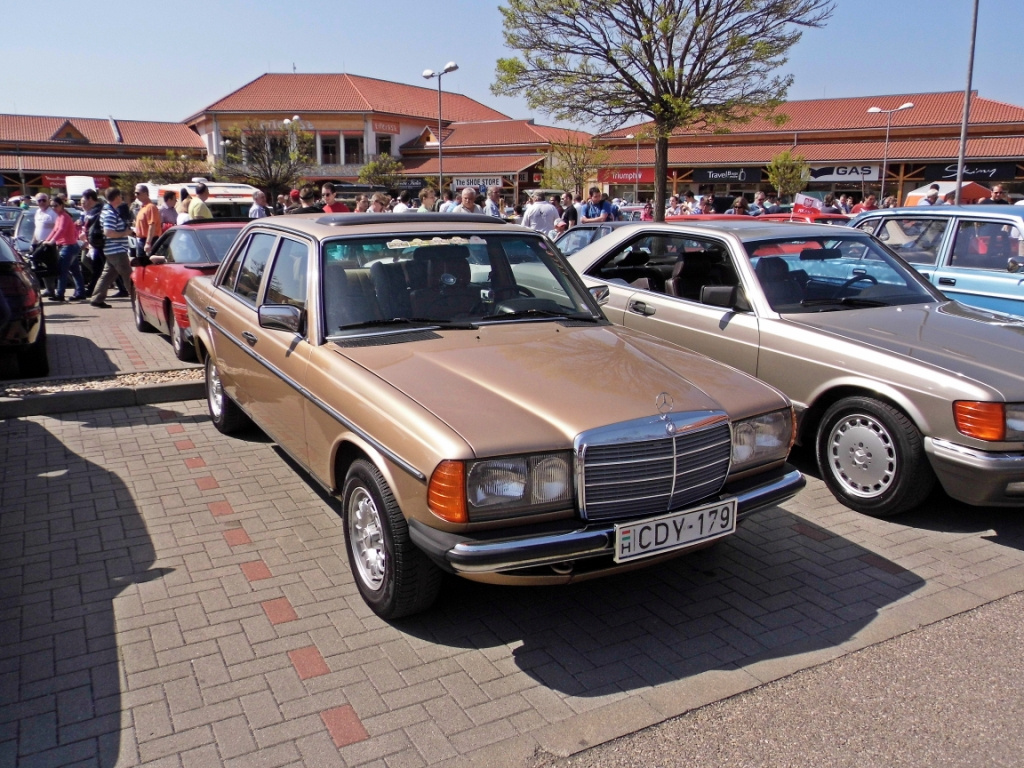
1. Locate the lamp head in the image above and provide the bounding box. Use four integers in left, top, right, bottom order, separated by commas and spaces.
625, 133, 635, 139
423, 69, 435, 79
867, 107, 882, 113
443, 62, 459, 74
898, 102, 914, 110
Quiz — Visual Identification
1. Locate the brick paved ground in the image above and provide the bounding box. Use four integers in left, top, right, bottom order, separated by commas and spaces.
3, 402, 1024, 767
2, 297, 199, 382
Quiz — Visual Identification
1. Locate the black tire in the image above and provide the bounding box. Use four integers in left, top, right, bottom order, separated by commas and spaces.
205, 355, 248, 434
133, 294, 156, 332
170, 313, 196, 362
816, 396, 935, 517
342, 459, 442, 619
18, 319, 49, 378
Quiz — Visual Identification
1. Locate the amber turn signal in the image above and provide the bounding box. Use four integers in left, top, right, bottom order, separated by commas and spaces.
428, 461, 467, 523
953, 401, 1005, 441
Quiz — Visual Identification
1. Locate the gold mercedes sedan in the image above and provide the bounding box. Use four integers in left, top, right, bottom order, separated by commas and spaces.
185, 213, 802, 618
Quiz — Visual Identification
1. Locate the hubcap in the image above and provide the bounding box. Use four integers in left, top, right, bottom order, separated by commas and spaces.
827, 413, 896, 498
207, 361, 224, 420
348, 487, 386, 590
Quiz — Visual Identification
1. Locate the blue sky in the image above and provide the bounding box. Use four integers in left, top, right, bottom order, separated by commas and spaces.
5, 1, 1020, 128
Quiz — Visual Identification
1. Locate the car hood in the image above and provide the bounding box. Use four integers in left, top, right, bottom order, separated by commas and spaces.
788, 301, 1024, 397
336, 323, 786, 457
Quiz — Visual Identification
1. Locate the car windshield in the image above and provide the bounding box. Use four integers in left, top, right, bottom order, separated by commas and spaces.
743, 234, 938, 312
194, 226, 244, 262
321, 232, 599, 335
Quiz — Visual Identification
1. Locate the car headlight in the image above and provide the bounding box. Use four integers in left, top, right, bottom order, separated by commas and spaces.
428, 452, 574, 523
731, 408, 795, 471
954, 401, 1024, 441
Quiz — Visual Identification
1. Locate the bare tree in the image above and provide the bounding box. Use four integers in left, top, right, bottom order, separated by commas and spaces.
215, 119, 314, 200
493, 0, 834, 220
539, 132, 611, 197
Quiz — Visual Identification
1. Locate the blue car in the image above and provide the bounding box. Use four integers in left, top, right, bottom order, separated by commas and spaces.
851, 205, 1024, 317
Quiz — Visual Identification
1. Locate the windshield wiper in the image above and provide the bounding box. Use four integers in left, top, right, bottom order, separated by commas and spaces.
483, 308, 598, 321
335, 317, 477, 331
800, 297, 889, 308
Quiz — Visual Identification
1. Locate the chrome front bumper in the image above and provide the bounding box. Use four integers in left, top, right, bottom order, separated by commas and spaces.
408, 466, 804, 575
925, 438, 1024, 507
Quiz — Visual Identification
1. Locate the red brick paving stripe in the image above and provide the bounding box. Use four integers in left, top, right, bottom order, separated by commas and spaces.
174, 439, 195, 450
288, 645, 330, 680
208, 501, 235, 517
184, 457, 206, 469
195, 476, 220, 491
166, 424, 185, 435
321, 705, 369, 748
858, 552, 907, 575
224, 528, 251, 547
240, 561, 272, 582
792, 522, 833, 541
261, 597, 298, 625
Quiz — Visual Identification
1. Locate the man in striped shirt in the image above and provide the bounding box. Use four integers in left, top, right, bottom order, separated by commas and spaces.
89, 188, 134, 308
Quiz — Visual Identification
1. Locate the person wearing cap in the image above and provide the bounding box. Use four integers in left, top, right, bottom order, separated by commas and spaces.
285, 189, 302, 214
286, 185, 323, 214
187, 182, 213, 220
917, 183, 942, 206
133, 184, 161, 262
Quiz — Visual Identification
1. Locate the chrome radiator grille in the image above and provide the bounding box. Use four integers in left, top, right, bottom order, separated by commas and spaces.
577, 413, 731, 522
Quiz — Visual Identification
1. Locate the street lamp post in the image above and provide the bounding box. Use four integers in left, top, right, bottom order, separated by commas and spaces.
867, 102, 914, 201
625, 134, 640, 203
422, 62, 458, 196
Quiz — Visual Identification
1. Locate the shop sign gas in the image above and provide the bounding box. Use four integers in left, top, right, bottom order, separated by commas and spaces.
808, 164, 879, 182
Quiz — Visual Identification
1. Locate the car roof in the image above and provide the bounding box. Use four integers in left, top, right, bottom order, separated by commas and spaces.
644, 218, 856, 241
240, 212, 527, 239
860, 205, 1024, 217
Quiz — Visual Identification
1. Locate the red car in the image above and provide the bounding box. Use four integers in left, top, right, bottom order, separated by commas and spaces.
131, 219, 246, 360
757, 212, 851, 225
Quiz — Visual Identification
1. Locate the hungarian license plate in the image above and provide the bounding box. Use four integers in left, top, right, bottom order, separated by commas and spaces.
613, 498, 737, 563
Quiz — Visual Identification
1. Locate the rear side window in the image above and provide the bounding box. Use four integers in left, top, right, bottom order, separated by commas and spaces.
872, 217, 948, 266
224, 232, 276, 302
950, 220, 1024, 270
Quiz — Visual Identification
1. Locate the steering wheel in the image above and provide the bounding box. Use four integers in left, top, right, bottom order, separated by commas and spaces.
837, 273, 877, 295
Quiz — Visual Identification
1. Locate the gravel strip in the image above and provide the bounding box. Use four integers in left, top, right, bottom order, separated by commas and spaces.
0, 368, 203, 397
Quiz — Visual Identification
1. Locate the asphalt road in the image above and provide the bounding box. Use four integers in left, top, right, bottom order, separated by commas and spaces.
539, 591, 1024, 768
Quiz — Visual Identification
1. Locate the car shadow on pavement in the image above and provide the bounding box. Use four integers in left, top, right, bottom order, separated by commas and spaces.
0, 410, 171, 766
394, 502, 925, 697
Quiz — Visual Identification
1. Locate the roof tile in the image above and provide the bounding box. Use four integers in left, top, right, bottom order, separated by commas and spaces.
0, 114, 203, 148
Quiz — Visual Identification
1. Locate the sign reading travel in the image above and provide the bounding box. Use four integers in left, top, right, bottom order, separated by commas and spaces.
691, 167, 763, 183
808, 165, 879, 182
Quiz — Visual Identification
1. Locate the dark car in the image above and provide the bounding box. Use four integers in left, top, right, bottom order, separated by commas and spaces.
0, 233, 48, 378
0, 206, 21, 236
11, 206, 84, 255
132, 219, 247, 361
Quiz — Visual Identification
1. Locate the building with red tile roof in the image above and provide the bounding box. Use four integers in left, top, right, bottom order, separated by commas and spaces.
595, 91, 1024, 203
0, 114, 204, 196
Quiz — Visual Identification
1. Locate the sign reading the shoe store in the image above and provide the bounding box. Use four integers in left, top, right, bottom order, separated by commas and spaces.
452, 177, 505, 189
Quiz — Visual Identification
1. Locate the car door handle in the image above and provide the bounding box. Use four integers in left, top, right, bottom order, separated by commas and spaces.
241, 331, 258, 346
628, 300, 656, 316
938, 278, 956, 286
205, 306, 218, 317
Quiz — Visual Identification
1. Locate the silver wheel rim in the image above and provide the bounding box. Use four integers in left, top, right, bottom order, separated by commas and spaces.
348, 486, 386, 590
827, 412, 896, 499
207, 361, 224, 421
171, 316, 183, 353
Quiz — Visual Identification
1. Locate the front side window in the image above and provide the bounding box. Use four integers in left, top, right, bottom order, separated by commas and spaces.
265, 238, 308, 309
949, 220, 1024, 271
871, 217, 948, 266
164, 231, 203, 264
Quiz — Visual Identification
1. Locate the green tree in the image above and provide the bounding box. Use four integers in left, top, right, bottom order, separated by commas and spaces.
358, 154, 405, 191
539, 132, 610, 198
493, 0, 834, 220
764, 149, 809, 200
215, 118, 314, 200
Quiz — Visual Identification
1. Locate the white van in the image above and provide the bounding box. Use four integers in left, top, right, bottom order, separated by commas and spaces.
149, 178, 259, 218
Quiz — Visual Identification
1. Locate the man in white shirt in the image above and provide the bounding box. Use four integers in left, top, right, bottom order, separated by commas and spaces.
521, 192, 559, 233
483, 186, 503, 218
452, 187, 482, 214
31, 193, 59, 296
248, 190, 269, 218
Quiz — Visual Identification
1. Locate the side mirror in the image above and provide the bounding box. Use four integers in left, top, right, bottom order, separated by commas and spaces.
258, 304, 304, 335
1008, 258, 1020, 274
589, 285, 610, 306
700, 285, 751, 312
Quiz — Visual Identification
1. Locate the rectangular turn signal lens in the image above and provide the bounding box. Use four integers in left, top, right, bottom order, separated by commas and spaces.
428, 460, 467, 523
953, 401, 1005, 441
